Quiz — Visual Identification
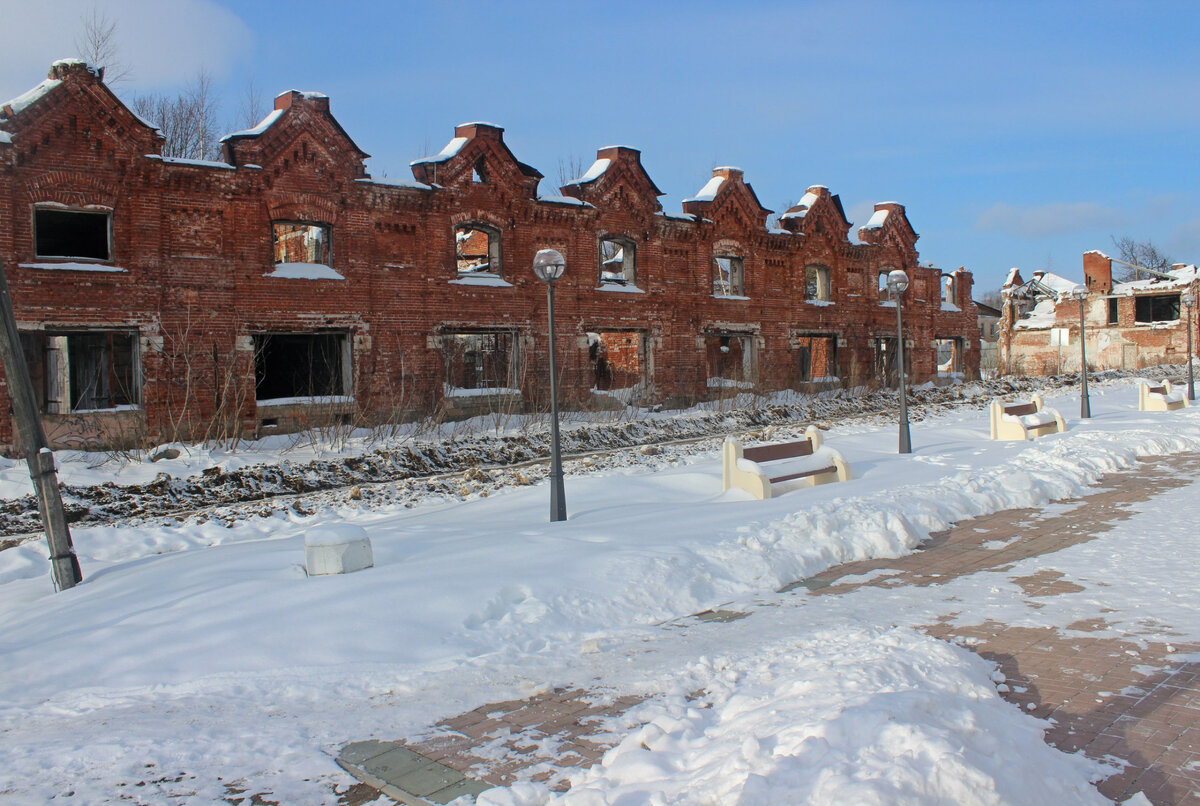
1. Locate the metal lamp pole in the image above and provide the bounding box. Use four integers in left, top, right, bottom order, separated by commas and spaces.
887, 270, 912, 454
1184, 292, 1196, 401
533, 249, 567, 522
1071, 286, 1091, 418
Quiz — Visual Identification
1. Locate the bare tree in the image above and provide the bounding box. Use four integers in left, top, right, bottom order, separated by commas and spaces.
133, 70, 222, 161
237, 78, 268, 130
1111, 236, 1174, 281
75, 4, 131, 84
557, 155, 588, 189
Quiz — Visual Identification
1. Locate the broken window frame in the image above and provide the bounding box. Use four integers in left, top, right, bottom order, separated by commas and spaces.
804, 264, 832, 302
1107, 297, 1119, 325
454, 223, 503, 278
253, 331, 351, 403
599, 236, 637, 286
19, 329, 140, 413
942, 274, 958, 307
878, 271, 892, 303
705, 332, 755, 387
587, 330, 646, 392
271, 220, 332, 267
33, 205, 112, 262
713, 255, 745, 298
1134, 294, 1180, 324
791, 333, 838, 383
935, 337, 964, 375
442, 330, 520, 392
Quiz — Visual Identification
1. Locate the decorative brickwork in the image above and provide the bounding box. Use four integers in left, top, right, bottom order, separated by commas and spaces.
0, 61, 979, 450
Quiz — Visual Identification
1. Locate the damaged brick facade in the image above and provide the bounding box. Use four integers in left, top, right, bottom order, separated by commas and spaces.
0, 61, 979, 451
1000, 251, 1200, 376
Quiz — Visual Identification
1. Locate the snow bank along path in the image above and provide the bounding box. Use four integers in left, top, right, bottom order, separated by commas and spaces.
0, 380, 1195, 803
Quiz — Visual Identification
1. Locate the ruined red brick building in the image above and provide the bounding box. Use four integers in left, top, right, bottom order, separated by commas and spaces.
0, 60, 979, 450
1000, 251, 1200, 376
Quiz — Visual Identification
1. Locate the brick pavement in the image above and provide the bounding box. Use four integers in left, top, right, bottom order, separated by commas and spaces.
338, 454, 1200, 805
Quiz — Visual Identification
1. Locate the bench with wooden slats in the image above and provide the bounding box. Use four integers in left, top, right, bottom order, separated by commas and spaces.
989, 393, 1066, 441
1138, 379, 1188, 412
722, 426, 851, 500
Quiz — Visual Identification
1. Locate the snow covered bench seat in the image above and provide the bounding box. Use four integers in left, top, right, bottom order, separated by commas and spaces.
1138, 379, 1188, 412
989, 394, 1066, 441
722, 426, 851, 500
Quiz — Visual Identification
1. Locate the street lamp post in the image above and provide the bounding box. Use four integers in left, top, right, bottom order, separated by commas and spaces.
886, 269, 912, 454
532, 249, 567, 522
1070, 285, 1091, 419
1183, 292, 1196, 401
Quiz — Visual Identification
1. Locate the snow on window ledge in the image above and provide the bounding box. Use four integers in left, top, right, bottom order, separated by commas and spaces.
256, 395, 355, 407
597, 283, 645, 294
68, 404, 143, 414
941, 302, 961, 312
444, 386, 521, 398
22, 262, 127, 273
880, 300, 898, 308
450, 274, 513, 288
264, 263, 345, 280
805, 299, 834, 307
712, 294, 750, 301
707, 377, 754, 389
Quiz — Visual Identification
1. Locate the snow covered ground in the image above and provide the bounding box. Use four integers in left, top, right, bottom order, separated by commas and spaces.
1, 378, 1197, 804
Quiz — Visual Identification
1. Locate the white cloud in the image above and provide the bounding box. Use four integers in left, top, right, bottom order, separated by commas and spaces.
975, 201, 1125, 239
0, 0, 252, 101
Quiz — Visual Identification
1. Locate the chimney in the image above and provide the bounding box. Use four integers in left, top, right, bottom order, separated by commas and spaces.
1082, 251, 1112, 294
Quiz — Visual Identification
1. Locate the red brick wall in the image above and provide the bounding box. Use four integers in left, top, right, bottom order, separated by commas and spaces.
0, 62, 981, 450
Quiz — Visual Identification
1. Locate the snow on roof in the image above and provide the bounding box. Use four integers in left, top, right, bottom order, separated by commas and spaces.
656, 211, 695, 221
50, 58, 100, 74
571, 158, 611, 184
460, 121, 502, 127
780, 190, 822, 220
684, 175, 725, 203
355, 177, 433, 191
861, 208, 889, 230
537, 195, 594, 207
1111, 264, 1200, 296
219, 108, 284, 142
412, 136, 468, 165
1004, 267, 1021, 286
147, 155, 235, 170
1083, 249, 1110, 258
3, 78, 62, 116
1034, 271, 1082, 296
1013, 298, 1058, 329
714, 165, 743, 172
0, 131, 11, 145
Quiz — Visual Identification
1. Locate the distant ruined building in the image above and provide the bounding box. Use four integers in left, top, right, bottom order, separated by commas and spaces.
1001, 251, 1200, 376
0, 60, 979, 451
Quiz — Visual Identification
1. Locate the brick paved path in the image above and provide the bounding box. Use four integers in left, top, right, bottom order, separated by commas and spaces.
339, 454, 1200, 805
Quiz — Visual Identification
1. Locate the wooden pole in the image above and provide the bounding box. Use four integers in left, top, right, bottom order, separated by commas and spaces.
0, 261, 81, 591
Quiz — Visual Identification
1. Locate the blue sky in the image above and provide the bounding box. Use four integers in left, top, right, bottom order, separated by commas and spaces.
3, 0, 1197, 292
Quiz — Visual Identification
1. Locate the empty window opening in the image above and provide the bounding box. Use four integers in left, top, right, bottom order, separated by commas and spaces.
878, 271, 892, 303
936, 337, 964, 375
713, 255, 744, 297
942, 275, 958, 307
34, 207, 111, 261
1107, 297, 1119, 325
20, 330, 138, 412
599, 237, 636, 285
874, 336, 908, 388
706, 333, 754, 386
588, 331, 644, 391
1134, 294, 1180, 323
472, 157, 489, 184
272, 221, 331, 266
792, 334, 837, 383
805, 265, 831, 302
254, 332, 349, 402
443, 331, 518, 391
455, 224, 501, 276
